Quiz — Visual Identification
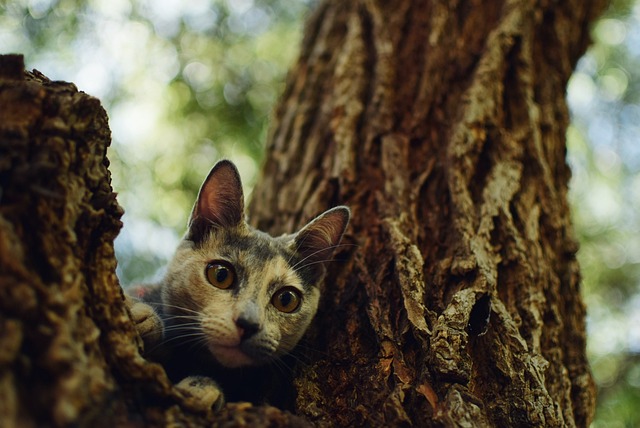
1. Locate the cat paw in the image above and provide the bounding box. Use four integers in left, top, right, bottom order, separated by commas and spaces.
175, 376, 225, 412
124, 295, 164, 351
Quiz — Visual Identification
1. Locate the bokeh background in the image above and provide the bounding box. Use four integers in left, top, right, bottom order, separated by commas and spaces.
1, 0, 638, 425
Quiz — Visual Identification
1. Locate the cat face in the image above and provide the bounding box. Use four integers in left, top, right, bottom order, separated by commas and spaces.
163, 226, 322, 367
160, 160, 349, 368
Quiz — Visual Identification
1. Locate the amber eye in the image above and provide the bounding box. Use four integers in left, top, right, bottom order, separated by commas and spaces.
205, 261, 236, 289
271, 287, 302, 313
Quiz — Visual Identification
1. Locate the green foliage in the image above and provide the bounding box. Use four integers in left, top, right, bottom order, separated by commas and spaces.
567, 1, 640, 426
1, 0, 310, 283
2, 1, 639, 425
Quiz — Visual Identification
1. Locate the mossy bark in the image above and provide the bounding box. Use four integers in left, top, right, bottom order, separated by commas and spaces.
1, 0, 606, 426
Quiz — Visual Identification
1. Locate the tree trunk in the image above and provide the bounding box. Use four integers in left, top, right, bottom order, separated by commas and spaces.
0, 55, 304, 427
0, 0, 605, 426
249, 0, 605, 426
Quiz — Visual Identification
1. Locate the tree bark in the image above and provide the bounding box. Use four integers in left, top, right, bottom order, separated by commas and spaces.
249, 0, 606, 426
0, 0, 606, 426
0, 55, 305, 427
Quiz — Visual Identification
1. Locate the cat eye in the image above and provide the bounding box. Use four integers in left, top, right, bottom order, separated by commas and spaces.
205, 261, 236, 289
271, 287, 302, 313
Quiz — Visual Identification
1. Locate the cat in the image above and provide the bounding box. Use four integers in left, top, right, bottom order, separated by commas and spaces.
125, 160, 350, 410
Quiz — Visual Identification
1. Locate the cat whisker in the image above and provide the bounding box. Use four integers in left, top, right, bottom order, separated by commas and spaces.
290, 243, 354, 271
124, 161, 353, 407
173, 334, 209, 354
287, 229, 312, 265
292, 241, 356, 260
293, 257, 346, 274
161, 326, 202, 338
291, 344, 330, 365
184, 336, 209, 353
161, 315, 202, 323
150, 302, 203, 316
163, 335, 202, 344
145, 334, 208, 357
281, 352, 309, 371
269, 356, 293, 377
161, 319, 200, 326
151, 331, 207, 352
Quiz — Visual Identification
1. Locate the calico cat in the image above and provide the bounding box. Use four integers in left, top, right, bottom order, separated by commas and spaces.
125, 160, 350, 409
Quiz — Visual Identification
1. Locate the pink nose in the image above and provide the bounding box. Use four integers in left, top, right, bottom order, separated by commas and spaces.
236, 317, 260, 341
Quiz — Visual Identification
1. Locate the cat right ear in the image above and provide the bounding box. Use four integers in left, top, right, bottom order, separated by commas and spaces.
292, 206, 351, 272
186, 160, 245, 243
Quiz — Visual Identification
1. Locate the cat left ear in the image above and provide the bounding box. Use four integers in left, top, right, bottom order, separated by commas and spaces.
187, 160, 245, 243
293, 206, 350, 268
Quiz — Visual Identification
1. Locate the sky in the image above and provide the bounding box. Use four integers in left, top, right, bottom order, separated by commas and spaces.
1, 0, 639, 424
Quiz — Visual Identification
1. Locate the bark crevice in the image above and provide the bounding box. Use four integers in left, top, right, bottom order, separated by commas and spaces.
1, 0, 606, 424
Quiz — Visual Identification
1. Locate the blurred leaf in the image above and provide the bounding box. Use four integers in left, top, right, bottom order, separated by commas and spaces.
568, 1, 640, 426
2, 1, 639, 425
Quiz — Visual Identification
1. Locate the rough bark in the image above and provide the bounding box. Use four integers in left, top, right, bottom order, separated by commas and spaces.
0, 55, 305, 427
249, 0, 606, 426
0, 0, 606, 426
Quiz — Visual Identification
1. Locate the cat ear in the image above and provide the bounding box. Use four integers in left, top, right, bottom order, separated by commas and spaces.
187, 160, 245, 243
293, 206, 350, 268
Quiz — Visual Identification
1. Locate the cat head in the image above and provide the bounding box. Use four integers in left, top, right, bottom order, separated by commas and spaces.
162, 160, 350, 368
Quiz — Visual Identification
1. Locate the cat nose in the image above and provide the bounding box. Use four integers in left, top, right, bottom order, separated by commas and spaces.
236, 317, 260, 340
236, 302, 262, 340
